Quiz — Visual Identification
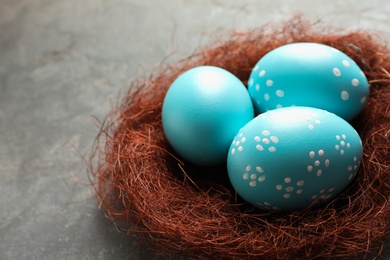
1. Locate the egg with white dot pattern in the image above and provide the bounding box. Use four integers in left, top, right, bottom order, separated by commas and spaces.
248, 43, 369, 121
227, 106, 362, 211
162, 66, 254, 166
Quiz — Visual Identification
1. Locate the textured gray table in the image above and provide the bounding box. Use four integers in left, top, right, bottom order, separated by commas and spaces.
1, 0, 389, 259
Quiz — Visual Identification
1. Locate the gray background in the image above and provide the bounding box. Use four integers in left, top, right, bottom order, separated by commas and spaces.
1, 0, 389, 259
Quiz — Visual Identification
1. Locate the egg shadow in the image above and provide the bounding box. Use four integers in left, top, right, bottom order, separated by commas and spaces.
167, 151, 280, 216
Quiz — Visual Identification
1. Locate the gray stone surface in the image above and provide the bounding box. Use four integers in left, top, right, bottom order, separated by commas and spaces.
0, 0, 389, 259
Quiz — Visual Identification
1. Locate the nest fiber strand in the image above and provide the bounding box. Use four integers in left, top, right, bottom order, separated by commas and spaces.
90, 18, 390, 259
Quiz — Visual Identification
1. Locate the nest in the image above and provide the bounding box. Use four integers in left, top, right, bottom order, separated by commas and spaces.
89, 18, 390, 259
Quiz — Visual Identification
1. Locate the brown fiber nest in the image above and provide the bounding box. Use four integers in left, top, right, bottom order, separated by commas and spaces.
89, 18, 390, 259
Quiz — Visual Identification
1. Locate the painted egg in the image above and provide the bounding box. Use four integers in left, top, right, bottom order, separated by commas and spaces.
248, 42, 369, 121
227, 106, 363, 211
162, 66, 254, 166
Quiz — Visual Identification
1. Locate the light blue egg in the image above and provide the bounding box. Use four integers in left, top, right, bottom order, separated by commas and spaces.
162, 66, 254, 166
248, 43, 370, 121
227, 107, 363, 211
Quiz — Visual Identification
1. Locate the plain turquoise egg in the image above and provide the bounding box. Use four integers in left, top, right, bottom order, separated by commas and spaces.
162, 66, 254, 166
227, 106, 363, 211
248, 43, 370, 121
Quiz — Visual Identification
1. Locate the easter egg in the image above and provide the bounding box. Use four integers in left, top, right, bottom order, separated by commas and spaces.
162, 66, 254, 166
248, 43, 369, 121
227, 106, 363, 211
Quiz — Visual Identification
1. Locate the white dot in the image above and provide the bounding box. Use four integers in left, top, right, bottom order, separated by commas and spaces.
285, 186, 294, 192
248, 78, 254, 86
308, 124, 314, 130
284, 177, 291, 183
255, 84, 260, 91
297, 180, 305, 186
348, 165, 353, 171
296, 189, 303, 194
231, 148, 235, 155
348, 174, 353, 180
264, 93, 270, 101
262, 138, 270, 144
335, 145, 339, 150
329, 187, 336, 192
341, 90, 349, 100
266, 80, 273, 87
333, 67, 341, 76
235, 141, 240, 146
253, 65, 259, 71
258, 175, 266, 182
249, 181, 256, 187
276, 184, 283, 190
347, 143, 350, 148
352, 78, 359, 86
307, 165, 313, 172
340, 149, 344, 155
354, 165, 357, 170
324, 194, 333, 200
283, 194, 291, 199
262, 130, 270, 136
340, 141, 345, 146
256, 166, 264, 173
250, 173, 257, 180
325, 159, 330, 167
259, 70, 265, 77
315, 160, 320, 167
256, 145, 264, 151
324, 50, 332, 57
276, 90, 284, 97
315, 119, 321, 125
239, 133, 243, 137
268, 147, 276, 152
254, 136, 261, 142
246, 165, 251, 172
360, 96, 367, 103
276, 104, 283, 109
336, 135, 341, 140
241, 137, 246, 143
342, 60, 350, 67
238, 146, 243, 152
320, 189, 325, 194
309, 151, 315, 158
342, 134, 346, 139
317, 170, 322, 177
318, 150, 324, 157
264, 201, 271, 206
243, 173, 249, 180
270, 136, 279, 143
312, 194, 318, 199
353, 156, 357, 162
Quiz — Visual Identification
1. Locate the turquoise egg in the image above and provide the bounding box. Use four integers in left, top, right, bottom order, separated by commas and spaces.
248, 43, 370, 121
162, 66, 254, 166
227, 107, 363, 211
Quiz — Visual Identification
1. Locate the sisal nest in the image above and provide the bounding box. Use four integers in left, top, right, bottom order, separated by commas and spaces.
89, 18, 390, 259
